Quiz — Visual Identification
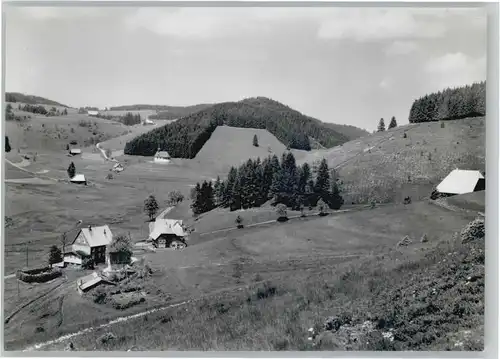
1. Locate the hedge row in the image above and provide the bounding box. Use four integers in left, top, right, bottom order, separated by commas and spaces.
17, 268, 62, 283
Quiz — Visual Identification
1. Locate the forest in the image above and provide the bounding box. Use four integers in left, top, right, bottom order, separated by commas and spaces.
409, 81, 485, 123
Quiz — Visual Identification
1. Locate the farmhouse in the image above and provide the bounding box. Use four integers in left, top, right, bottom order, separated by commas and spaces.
113, 163, 124, 172
154, 149, 171, 163
87, 110, 99, 116
149, 219, 187, 249
69, 148, 82, 156
143, 118, 155, 125
64, 225, 113, 266
433, 169, 485, 199
70, 174, 87, 185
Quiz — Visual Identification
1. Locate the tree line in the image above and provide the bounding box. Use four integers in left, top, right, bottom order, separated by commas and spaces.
124, 97, 351, 158
190, 151, 343, 215
17, 104, 68, 116
409, 81, 486, 123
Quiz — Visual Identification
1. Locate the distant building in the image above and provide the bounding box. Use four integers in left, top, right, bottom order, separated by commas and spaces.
87, 110, 99, 116
69, 148, 82, 156
149, 219, 186, 249
113, 163, 124, 172
64, 225, 113, 266
143, 118, 155, 125
154, 149, 171, 163
432, 169, 485, 199
70, 174, 87, 185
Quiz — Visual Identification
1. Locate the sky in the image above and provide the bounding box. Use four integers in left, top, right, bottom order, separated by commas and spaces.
5, 6, 487, 131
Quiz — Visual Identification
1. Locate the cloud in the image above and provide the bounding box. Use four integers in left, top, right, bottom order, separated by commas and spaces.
385, 41, 419, 56
122, 7, 484, 41
316, 8, 448, 41
424, 52, 486, 88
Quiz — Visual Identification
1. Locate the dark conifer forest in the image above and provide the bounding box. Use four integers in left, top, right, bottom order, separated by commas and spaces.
408, 81, 485, 123
191, 151, 344, 215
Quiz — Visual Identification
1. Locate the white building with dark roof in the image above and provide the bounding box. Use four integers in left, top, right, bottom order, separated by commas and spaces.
64, 225, 113, 265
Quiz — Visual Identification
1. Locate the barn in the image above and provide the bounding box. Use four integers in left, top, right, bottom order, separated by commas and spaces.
69, 149, 82, 156
431, 169, 485, 199
70, 174, 87, 185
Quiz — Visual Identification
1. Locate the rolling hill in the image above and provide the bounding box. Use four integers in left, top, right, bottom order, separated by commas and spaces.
298, 116, 485, 204
5, 92, 70, 108
124, 97, 359, 158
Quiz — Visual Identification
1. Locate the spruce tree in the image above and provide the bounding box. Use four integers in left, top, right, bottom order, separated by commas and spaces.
377, 118, 386, 132
214, 176, 223, 207
191, 183, 203, 215
144, 194, 159, 221
314, 158, 331, 197
5, 136, 11, 153
223, 167, 238, 207
388, 116, 397, 129
253, 134, 259, 147
67, 162, 76, 179
230, 173, 243, 211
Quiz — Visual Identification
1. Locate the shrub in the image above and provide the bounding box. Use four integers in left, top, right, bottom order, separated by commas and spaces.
461, 217, 485, 243
317, 198, 328, 216
235, 215, 244, 229
106, 173, 113, 180
276, 204, 288, 222
168, 190, 184, 205
48, 245, 63, 267
403, 196, 412, 205
82, 257, 94, 269
403, 133, 407, 139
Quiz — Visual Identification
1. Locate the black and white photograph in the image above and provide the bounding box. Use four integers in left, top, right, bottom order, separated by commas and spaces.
2, 2, 491, 352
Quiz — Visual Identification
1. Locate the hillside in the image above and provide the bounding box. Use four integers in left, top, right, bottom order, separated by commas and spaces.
21, 200, 483, 351
193, 126, 299, 174
323, 123, 370, 141
124, 97, 352, 158
298, 117, 485, 204
5, 92, 70, 108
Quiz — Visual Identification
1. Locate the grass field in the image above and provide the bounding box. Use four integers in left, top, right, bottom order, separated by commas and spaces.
192, 125, 308, 174
6, 198, 482, 351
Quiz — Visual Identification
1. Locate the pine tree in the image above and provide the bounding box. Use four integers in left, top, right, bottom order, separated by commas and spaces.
230, 173, 243, 211
329, 181, 344, 210
388, 116, 397, 129
191, 183, 203, 215
144, 195, 159, 221
67, 162, 76, 179
298, 162, 312, 195
5, 136, 11, 153
223, 167, 238, 207
377, 118, 386, 132
213, 176, 223, 207
48, 245, 63, 267
253, 134, 259, 147
314, 158, 331, 196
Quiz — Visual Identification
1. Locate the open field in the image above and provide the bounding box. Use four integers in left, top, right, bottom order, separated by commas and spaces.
298, 117, 485, 204
4, 198, 482, 351
193, 125, 308, 173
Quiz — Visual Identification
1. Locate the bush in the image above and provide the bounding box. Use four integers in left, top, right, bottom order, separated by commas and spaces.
235, 215, 244, 229
82, 257, 94, 269
461, 217, 485, 243
276, 204, 288, 222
